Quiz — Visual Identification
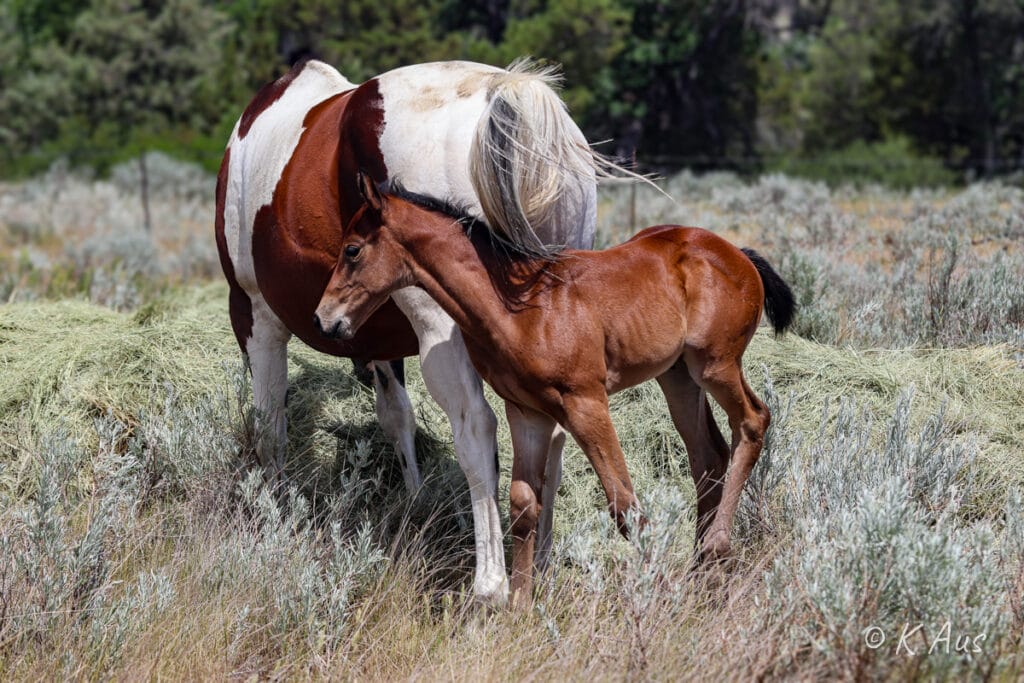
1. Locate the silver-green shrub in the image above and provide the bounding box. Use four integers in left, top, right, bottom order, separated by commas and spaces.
740, 372, 1018, 678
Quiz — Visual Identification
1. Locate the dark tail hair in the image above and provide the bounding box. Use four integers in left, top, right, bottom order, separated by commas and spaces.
741, 248, 796, 336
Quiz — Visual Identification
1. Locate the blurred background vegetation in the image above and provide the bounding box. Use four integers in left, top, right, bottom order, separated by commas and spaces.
2, 0, 1024, 187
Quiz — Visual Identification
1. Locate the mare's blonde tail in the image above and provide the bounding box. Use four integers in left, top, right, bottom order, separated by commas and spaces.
469, 58, 646, 259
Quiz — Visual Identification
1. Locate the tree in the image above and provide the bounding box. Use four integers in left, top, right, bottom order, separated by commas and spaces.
755, 0, 1024, 177
594, 0, 762, 167
59, 0, 232, 229
497, 0, 631, 119
882, 0, 1024, 176
0, 3, 79, 172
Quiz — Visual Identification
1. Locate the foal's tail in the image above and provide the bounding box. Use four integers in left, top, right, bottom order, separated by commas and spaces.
741, 248, 796, 336
469, 58, 644, 259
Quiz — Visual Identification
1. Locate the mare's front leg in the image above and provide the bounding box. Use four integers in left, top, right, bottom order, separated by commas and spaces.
560, 391, 641, 536
391, 288, 508, 605
367, 359, 422, 494
241, 295, 292, 491
505, 403, 560, 608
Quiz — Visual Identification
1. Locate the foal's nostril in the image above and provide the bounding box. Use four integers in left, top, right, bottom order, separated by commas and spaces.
312, 312, 323, 333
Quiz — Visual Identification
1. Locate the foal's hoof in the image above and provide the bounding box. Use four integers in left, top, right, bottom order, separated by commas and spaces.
696, 535, 732, 567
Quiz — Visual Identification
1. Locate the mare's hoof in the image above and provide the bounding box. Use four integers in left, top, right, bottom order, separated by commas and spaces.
473, 577, 510, 610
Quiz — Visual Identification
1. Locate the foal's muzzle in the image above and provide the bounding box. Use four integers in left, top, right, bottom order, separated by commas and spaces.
312, 312, 353, 340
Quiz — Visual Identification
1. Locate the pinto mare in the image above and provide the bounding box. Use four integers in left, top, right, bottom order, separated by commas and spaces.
314, 176, 796, 605
216, 59, 603, 604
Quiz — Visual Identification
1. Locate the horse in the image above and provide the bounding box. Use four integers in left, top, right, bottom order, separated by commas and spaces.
216, 58, 609, 605
313, 173, 796, 605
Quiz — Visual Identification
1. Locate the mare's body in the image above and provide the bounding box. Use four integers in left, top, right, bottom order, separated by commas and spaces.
217, 59, 601, 604
315, 182, 796, 604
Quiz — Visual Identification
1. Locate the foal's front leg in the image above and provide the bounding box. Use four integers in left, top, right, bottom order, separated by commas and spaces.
561, 391, 642, 535
505, 403, 559, 607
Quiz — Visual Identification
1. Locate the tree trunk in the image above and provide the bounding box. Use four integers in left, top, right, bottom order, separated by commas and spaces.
139, 151, 152, 232
961, 0, 996, 177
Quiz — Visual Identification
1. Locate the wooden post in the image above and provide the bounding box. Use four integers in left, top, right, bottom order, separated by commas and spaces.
139, 151, 152, 232
629, 151, 637, 233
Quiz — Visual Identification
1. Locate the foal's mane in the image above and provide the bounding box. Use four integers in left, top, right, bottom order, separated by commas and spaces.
382, 180, 557, 310
385, 181, 487, 236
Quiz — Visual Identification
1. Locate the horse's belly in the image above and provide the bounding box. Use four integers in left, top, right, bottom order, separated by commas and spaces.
224, 67, 418, 361
250, 201, 418, 361
605, 351, 683, 394
604, 310, 687, 393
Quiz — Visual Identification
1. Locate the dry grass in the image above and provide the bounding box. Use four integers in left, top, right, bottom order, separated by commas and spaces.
1, 283, 1022, 679
0, 166, 1022, 679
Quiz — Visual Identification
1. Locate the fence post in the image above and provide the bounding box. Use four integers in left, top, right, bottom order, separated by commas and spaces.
629, 151, 637, 233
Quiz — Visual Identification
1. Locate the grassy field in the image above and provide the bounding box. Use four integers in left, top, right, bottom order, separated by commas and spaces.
1, 158, 1022, 680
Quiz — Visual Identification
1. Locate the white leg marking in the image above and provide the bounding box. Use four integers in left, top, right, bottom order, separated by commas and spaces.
247, 298, 292, 488
371, 361, 422, 494
391, 288, 508, 605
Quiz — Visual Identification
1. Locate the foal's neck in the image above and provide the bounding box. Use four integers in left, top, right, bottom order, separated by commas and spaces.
392, 205, 550, 344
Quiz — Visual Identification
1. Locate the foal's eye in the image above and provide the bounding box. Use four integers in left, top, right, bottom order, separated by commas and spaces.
344, 244, 361, 260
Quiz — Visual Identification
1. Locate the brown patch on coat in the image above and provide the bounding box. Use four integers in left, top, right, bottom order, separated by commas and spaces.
237, 61, 306, 140
339, 78, 388, 183
250, 89, 417, 360
409, 86, 447, 111
456, 76, 481, 99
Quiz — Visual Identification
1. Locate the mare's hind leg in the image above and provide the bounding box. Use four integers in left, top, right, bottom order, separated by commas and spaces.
655, 363, 730, 553
535, 425, 565, 575
391, 288, 507, 605
694, 361, 770, 561
242, 296, 292, 490
369, 359, 422, 494
505, 403, 560, 606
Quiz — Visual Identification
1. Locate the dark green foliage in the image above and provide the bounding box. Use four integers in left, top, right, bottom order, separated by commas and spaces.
771, 136, 958, 189
592, 0, 761, 166
757, 0, 1024, 181
1, 0, 234, 176
881, 0, 1024, 178
2, 0, 1024, 184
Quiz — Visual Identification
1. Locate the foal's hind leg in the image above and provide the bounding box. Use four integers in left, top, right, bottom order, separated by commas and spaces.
694, 361, 770, 561
535, 425, 565, 575
369, 360, 422, 494
655, 364, 730, 552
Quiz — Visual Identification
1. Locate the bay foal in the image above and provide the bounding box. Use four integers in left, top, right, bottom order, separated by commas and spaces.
315, 174, 795, 604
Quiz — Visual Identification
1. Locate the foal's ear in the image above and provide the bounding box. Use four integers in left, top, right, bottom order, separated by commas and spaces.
356, 170, 384, 213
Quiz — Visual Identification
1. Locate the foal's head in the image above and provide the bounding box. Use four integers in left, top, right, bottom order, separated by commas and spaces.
313, 173, 419, 339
